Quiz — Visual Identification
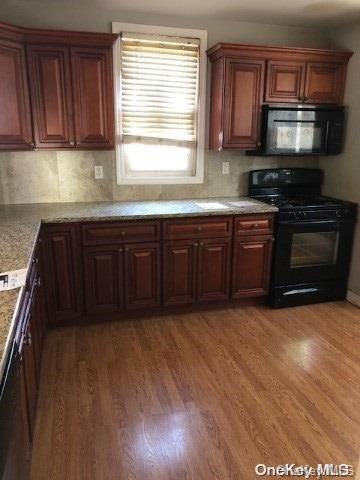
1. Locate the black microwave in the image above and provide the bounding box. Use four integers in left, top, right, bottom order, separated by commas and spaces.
248, 105, 345, 156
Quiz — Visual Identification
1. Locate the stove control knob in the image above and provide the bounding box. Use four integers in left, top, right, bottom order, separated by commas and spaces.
336, 209, 343, 218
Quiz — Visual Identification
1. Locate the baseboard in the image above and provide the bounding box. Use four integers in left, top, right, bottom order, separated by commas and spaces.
346, 290, 360, 307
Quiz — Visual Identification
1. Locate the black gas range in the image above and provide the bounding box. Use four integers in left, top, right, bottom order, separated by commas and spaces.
248, 168, 357, 308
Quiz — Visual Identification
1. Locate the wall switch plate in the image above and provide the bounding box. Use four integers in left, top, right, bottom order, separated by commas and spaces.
94, 165, 104, 179
222, 162, 230, 175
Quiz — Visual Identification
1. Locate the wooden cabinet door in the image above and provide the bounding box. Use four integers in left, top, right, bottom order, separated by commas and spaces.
42, 225, 82, 325
304, 62, 346, 104
232, 235, 273, 299
223, 59, 264, 149
265, 60, 305, 103
21, 319, 38, 439
0, 39, 33, 150
84, 246, 124, 314
27, 45, 75, 148
124, 243, 160, 310
197, 238, 231, 302
71, 47, 114, 148
163, 240, 198, 306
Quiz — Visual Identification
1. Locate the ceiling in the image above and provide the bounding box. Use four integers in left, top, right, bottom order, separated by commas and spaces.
31, 0, 360, 27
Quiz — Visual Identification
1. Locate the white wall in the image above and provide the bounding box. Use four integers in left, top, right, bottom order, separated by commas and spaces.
321, 22, 360, 297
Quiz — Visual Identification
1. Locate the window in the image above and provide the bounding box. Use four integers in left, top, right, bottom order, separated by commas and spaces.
112, 23, 207, 184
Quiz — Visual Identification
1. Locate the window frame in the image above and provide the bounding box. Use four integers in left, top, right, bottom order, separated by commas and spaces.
112, 22, 207, 185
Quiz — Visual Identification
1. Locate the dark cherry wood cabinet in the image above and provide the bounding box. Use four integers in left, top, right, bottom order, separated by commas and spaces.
223, 59, 265, 149
27, 45, 75, 148
208, 43, 352, 150
209, 57, 264, 150
198, 238, 231, 302
0, 39, 33, 150
232, 235, 273, 298
71, 47, 114, 148
0, 21, 117, 152
265, 60, 305, 103
125, 243, 160, 310
84, 246, 124, 314
304, 62, 346, 104
42, 225, 82, 324
163, 241, 198, 306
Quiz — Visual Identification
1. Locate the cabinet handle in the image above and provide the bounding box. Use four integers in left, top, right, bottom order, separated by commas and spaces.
257, 141, 262, 147
24, 332, 32, 346
121, 231, 126, 237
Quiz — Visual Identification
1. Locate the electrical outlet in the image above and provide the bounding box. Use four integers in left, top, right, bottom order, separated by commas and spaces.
222, 162, 230, 175
94, 165, 104, 179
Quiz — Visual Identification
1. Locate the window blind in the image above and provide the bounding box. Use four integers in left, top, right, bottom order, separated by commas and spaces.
120, 33, 200, 145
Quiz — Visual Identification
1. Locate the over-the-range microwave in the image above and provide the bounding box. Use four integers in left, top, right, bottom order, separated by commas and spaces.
247, 104, 345, 156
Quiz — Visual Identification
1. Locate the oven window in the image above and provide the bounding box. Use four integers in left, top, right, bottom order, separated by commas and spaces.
290, 231, 339, 268
272, 121, 324, 153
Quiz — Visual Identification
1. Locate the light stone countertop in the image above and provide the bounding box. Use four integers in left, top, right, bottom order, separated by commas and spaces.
0, 197, 278, 379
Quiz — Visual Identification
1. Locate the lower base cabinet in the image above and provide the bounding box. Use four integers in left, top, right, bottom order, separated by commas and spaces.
84, 246, 124, 314
83, 243, 160, 315
44, 214, 275, 321
232, 235, 274, 298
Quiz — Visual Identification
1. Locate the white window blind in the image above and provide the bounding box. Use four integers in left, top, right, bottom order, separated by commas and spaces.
120, 33, 201, 178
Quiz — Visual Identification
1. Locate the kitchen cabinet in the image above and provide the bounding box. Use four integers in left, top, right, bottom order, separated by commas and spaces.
304, 62, 346, 104
42, 224, 82, 324
163, 240, 197, 306
266, 60, 346, 104
0, 345, 31, 480
27, 45, 75, 148
209, 57, 264, 150
198, 238, 231, 302
71, 47, 114, 148
265, 60, 306, 103
232, 235, 273, 298
125, 243, 160, 309
0, 39, 33, 150
207, 43, 352, 150
0, 21, 117, 152
84, 246, 124, 314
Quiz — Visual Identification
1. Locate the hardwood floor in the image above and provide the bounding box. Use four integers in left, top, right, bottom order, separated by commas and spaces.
30, 301, 360, 479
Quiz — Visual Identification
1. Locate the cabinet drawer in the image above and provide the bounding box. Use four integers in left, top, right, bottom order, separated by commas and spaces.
235, 215, 274, 235
164, 217, 232, 239
82, 221, 160, 245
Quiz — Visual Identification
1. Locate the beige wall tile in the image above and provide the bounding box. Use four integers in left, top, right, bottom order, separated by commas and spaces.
57, 151, 114, 202
0, 151, 59, 204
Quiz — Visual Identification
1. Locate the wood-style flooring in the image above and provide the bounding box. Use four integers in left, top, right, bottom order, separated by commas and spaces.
30, 301, 360, 479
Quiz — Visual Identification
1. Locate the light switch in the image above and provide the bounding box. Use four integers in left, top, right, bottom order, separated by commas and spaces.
94, 165, 104, 179
222, 162, 230, 175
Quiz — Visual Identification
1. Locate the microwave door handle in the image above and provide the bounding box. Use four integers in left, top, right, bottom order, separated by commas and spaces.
324, 120, 330, 151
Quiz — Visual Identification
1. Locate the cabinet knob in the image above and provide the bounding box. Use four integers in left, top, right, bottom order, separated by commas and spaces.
121, 231, 126, 237
253, 223, 259, 228
193, 242, 198, 247
70, 141, 75, 146
199, 241, 204, 247
197, 226, 202, 231
257, 141, 262, 147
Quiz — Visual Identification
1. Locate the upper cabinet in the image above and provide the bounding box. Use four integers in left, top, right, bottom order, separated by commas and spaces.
0, 38, 33, 150
207, 43, 352, 150
0, 22, 117, 151
71, 47, 114, 148
27, 45, 75, 148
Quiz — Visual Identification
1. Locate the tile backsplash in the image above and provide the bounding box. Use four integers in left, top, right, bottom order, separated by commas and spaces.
0, 150, 319, 204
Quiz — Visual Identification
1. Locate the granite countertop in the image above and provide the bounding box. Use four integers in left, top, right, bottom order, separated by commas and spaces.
0, 197, 277, 378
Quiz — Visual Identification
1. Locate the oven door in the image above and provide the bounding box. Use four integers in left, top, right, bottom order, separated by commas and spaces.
273, 219, 354, 285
